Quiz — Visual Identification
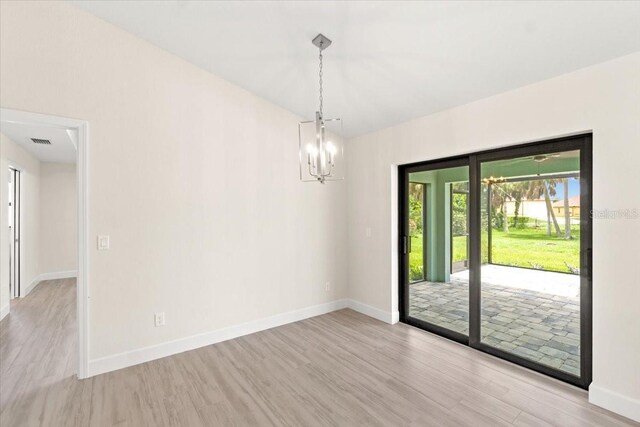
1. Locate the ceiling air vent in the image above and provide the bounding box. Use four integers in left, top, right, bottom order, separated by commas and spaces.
31, 138, 51, 145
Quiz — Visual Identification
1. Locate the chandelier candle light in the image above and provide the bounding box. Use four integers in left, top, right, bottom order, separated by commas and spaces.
299, 34, 344, 183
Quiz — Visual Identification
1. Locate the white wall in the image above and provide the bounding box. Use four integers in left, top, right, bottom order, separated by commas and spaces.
347, 52, 640, 420
39, 162, 76, 275
0, 0, 347, 364
0, 133, 41, 312
1, 0, 637, 421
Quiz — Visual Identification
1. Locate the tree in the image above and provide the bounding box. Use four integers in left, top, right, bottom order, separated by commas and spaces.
489, 183, 508, 232
507, 182, 529, 228
527, 179, 561, 237
408, 183, 424, 235
563, 178, 571, 239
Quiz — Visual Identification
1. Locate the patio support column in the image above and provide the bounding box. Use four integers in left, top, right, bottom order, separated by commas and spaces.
487, 183, 492, 264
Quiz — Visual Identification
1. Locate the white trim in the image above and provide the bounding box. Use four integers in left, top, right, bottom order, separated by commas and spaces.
0, 303, 9, 321
348, 299, 398, 325
39, 270, 78, 281
87, 298, 401, 378
589, 384, 640, 422
88, 299, 350, 377
1, 108, 89, 379
22, 276, 40, 296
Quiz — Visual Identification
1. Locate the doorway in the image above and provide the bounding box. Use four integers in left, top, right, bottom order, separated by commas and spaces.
8, 167, 21, 298
399, 134, 592, 388
0, 108, 89, 379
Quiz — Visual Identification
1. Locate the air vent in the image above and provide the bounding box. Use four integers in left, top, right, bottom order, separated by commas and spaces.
31, 138, 51, 145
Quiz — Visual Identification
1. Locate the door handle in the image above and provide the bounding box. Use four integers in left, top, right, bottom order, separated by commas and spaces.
582, 248, 592, 276
402, 236, 412, 254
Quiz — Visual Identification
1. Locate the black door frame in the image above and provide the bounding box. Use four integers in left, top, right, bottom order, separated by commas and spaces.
398, 133, 592, 389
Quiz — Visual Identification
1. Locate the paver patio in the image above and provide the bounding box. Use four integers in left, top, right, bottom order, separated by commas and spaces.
409, 265, 581, 376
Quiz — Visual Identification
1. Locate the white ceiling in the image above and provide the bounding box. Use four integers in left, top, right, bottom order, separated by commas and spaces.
1, 121, 77, 163
70, 1, 640, 137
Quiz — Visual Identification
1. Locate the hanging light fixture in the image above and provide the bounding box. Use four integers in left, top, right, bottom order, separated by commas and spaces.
299, 34, 344, 183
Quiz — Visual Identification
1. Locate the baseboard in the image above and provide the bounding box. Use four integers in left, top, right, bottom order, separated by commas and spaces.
21, 271, 78, 297
0, 303, 9, 321
589, 384, 640, 422
22, 277, 41, 297
39, 270, 77, 281
88, 298, 350, 377
347, 299, 398, 325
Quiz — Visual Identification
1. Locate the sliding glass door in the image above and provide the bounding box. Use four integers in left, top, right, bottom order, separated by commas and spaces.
401, 159, 470, 341
399, 134, 592, 388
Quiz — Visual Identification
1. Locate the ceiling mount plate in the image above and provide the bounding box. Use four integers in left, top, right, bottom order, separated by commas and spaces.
312, 34, 332, 50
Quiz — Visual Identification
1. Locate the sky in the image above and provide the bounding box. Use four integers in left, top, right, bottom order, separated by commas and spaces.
552, 177, 580, 199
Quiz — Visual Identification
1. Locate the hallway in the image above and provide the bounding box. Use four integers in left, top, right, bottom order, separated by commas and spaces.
0, 278, 82, 424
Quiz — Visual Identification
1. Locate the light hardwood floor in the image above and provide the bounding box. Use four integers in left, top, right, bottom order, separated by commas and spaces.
0, 279, 637, 426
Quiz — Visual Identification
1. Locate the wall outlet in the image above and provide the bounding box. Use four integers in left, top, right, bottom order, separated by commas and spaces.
325, 281, 331, 292
365, 227, 372, 238
154, 312, 165, 327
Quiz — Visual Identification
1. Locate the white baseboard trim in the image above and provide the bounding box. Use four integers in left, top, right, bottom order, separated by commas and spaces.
21, 271, 78, 297
39, 270, 78, 281
22, 277, 41, 297
87, 298, 401, 378
589, 384, 640, 422
88, 298, 350, 377
0, 303, 9, 321
347, 299, 398, 325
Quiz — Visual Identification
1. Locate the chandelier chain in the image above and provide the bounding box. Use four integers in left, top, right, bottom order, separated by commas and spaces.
318, 43, 323, 118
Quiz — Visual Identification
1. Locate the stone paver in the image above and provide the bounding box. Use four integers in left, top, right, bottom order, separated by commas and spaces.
409, 270, 580, 376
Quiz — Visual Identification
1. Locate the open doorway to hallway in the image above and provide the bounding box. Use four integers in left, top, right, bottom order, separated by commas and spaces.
399, 134, 592, 388
0, 109, 89, 383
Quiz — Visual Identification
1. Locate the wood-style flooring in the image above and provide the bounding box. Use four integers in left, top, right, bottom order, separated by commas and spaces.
0, 279, 637, 426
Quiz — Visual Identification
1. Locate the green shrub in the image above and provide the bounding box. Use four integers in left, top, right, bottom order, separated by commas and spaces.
513, 216, 530, 229
409, 264, 424, 282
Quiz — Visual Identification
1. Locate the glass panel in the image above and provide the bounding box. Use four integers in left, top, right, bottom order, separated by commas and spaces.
408, 165, 469, 336
409, 182, 425, 282
480, 150, 581, 376
451, 182, 469, 274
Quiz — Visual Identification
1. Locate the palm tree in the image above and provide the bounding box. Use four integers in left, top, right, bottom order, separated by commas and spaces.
490, 183, 509, 232
563, 178, 571, 239
527, 179, 561, 237
507, 181, 529, 228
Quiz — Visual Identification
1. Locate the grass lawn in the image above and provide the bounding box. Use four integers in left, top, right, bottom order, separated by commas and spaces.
409, 226, 580, 279
410, 235, 424, 280
488, 226, 580, 273
409, 234, 467, 281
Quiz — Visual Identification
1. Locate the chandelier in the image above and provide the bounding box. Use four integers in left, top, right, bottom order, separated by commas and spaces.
299, 34, 343, 183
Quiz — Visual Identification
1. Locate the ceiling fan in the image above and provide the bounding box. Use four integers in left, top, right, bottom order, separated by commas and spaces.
509, 153, 561, 164
531, 153, 561, 163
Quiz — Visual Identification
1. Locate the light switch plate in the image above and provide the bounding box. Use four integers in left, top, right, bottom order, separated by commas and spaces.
97, 235, 110, 250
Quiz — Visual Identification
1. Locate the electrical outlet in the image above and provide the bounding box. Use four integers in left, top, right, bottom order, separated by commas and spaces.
325, 281, 331, 292
365, 227, 372, 238
154, 312, 165, 327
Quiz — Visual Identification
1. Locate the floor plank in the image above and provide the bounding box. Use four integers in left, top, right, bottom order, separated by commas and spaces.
1, 279, 637, 426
